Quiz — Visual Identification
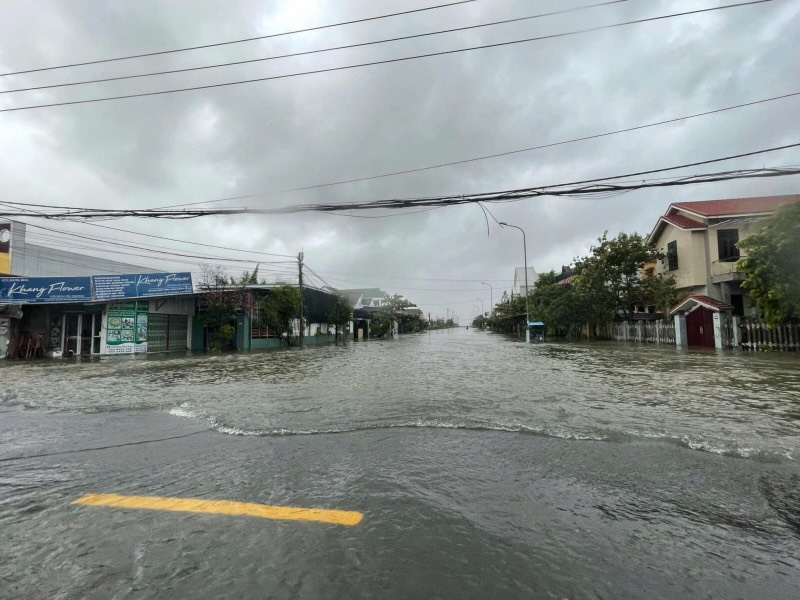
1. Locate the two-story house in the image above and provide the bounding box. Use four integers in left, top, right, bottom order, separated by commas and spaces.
647, 194, 798, 317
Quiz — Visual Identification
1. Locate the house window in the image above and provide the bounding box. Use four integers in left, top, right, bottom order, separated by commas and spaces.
667, 241, 678, 271
717, 229, 740, 262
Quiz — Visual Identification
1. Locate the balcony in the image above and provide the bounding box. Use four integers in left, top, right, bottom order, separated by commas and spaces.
711, 258, 744, 283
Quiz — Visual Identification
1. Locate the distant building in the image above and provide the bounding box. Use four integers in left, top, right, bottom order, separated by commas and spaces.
337, 287, 388, 310
336, 287, 389, 340
512, 267, 538, 297
556, 265, 574, 286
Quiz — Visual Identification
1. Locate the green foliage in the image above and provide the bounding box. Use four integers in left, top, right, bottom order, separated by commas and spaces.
738, 201, 800, 324
258, 285, 300, 335
397, 312, 428, 333
527, 271, 585, 337
368, 312, 394, 337
573, 232, 667, 323
211, 323, 236, 352
327, 297, 352, 338
197, 265, 244, 352
367, 294, 428, 336
486, 232, 676, 338
235, 264, 260, 285
641, 272, 679, 316
382, 294, 413, 310
472, 315, 488, 328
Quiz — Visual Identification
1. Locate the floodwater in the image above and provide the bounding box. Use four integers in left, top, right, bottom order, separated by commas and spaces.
1, 329, 799, 598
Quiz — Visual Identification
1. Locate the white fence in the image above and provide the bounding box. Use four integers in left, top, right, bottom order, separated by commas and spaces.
737, 319, 800, 351
607, 317, 800, 351
609, 320, 676, 345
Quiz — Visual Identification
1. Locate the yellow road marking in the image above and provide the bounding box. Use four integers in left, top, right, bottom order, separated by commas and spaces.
72, 493, 362, 526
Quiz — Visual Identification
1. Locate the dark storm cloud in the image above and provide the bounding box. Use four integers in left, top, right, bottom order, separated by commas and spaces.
1, 0, 798, 316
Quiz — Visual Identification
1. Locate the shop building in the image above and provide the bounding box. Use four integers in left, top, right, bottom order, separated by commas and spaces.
0, 218, 198, 358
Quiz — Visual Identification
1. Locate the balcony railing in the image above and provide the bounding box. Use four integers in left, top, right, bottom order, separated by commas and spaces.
711, 259, 742, 278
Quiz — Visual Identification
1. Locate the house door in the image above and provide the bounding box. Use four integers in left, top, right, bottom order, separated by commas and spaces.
63, 313, 101, 355
686, 308, 715, 347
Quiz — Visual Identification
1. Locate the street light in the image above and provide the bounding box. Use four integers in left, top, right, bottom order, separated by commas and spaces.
475, 298, 484, 317
480, 282, 493, 316
499, 221, 530, 343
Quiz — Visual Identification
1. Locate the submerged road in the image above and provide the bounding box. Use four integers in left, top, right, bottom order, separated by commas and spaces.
2, 329, 799, 599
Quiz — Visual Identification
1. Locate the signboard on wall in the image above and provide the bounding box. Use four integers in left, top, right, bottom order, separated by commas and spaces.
0, 276, 92, 303
105, 301, 148, 354
93, 272, 193, 301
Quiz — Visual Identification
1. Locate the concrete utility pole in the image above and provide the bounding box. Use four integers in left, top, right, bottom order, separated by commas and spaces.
499, 222, 530, 343
298, 251, 304, 347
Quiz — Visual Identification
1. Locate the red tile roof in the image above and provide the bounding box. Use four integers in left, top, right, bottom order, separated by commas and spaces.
669, 294, 735, 315
661, 214, 706, 230
670, 194, 798, 218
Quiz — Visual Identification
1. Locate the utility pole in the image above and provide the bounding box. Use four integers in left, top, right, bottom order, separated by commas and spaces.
298, 251, 304, 347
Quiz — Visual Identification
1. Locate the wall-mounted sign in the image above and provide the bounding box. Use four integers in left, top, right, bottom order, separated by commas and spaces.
106, 301, 148, 354
92, 272, 193, 301
0, 276, 92, 303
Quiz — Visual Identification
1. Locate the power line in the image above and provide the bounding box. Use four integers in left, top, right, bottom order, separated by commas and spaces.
13, 218, 299, 264
3, 206, 300, 276
0, 1, 633, 95
0, 1, 477, 77
147, 89, 800, 209
6, 244, 298, 278
16, 219, 296, 259
315, 273, 490, 292
303, 264, 333, 290
18, 235, 299, 274
0, 1, 770, 113
300, 269, 513, 283
3, 144, 797, 219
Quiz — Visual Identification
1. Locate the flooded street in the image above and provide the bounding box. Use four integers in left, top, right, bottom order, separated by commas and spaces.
2, 329, 800, 598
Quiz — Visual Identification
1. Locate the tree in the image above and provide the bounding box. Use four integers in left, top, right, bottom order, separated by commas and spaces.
737, 200, 800, 324
573, 232, 667, 324
367, 294, 427, 336
238, 264, 260, 285
327, 297, 352, 340
641, 271, 679, 316
197, 265, 246, 352
382, 294, 413, 310
527, 271, 585, 337
258, 285, 301, 343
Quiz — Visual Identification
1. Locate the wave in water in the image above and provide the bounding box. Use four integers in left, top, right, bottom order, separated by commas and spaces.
167, 407, 794, 463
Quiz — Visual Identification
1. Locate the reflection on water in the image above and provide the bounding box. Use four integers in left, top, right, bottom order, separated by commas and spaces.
2, 328, 799, 460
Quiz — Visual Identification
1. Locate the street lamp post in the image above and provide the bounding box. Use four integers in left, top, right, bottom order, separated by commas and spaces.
480, 282, 493, 316
499, 221, 530, 343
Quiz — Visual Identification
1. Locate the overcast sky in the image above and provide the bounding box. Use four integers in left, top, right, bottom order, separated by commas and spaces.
1, 0, 798, 321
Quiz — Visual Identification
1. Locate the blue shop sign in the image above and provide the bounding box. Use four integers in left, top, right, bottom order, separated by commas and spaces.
0, 276, 92, 303
92, 272, 193, 301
